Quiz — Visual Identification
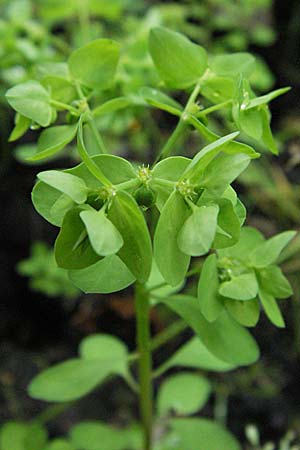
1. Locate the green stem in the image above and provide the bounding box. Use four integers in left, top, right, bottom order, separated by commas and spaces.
150, 320, 186, 352
77, 0, 90, 44
50, 99, 79, 114
197, 100, 232, 117
35, 402, 72, 424
87, 117, 108, 154
135, 282, 153, 450
155, 82, 201, 163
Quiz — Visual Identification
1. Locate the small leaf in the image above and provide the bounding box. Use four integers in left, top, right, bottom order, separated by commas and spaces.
219, 272, 258, 301
79, 334, 128, 377
157, 418, 241, 450
9, 114, 31, 142
107, 191, 152, 283
41, 76, 77, 104
55, 207, 101, 270
244, 87, 290, 110
217, 226, 264, 261
256, 265, 293, 299
69, 255, 135, 294
6, 80, 52, 127
149, 27, 207, 89
158, 295, 259, 366
157, 373, 211, 416
212, 198, 241, 248
154, 192, 191, 286
211, 52, 255, 78
68, 39, 120, 89
30, 124, 78, 161
261, 105, 278, 154
178, 205, 219, 256
37, 170, 87, 204
0, 422, 27, 450
198, 254, 223, 322
139, 87, 183, 116
157, 336, 235, 375
249, 230, 296, 268
224, 298, 260, 327
93, 97, 131, 117
44, 439, 75, 450
80, 209, 123, 256
29, 358, 119, 402
258, 288, 285, 328
70, 422, 125, 450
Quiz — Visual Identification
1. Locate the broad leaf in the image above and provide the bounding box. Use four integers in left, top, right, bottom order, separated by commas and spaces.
258, 288, 285, 328
80, 209, 123, 256
217, 226, 264, 261
219, 272, 258, 301
157, 373, 211, 416
55, 207, 101, 270
198, 254, 223, 322
224, 298, 260, 327
68, 39, 120, 89
149, 27, 207, 89
157, 336, 235, 375
210, 53, 255, 78
154, 192, 191, 286
107, 191, 152, 283
178, 205, 219, 256
249, 231, 296, 268
212, 198, 241, 248
69, 255, 135, 293
30, 124, 78, 161
70, 422, 126, 450
37, 170, 87, 204
6, 80, 52, 127
159, 295, 259, 365
93, 97, 131, 117
256, 265, 292, 299
156, 418, 241, 450
29, 358, 119, 402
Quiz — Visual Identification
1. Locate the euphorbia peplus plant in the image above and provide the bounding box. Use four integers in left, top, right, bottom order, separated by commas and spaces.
5, 27, 296, 450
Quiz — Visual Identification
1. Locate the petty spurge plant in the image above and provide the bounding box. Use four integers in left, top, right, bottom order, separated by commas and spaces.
5, 27, 296, 450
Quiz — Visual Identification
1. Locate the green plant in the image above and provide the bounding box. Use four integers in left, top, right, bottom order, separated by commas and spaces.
4, 26, 296, 450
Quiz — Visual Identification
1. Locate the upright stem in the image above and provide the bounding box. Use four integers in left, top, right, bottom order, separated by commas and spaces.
135, 282, 153, 450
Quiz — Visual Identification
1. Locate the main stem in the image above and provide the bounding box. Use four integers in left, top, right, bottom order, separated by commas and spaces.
135, 282, 153, 450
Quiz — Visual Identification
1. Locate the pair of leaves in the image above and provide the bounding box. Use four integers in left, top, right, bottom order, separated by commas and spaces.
29, 334, 129, 402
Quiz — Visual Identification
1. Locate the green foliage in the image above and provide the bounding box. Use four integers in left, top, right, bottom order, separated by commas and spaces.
5, 21, 295, 450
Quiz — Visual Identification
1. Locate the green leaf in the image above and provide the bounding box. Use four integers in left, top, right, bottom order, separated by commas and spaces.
55, 206, 101, 270
200, 153, 250, 195
37, 170, 87, 204
107, 191, 152, 283
29, 358, 120, 402
80, 209, 123, 256
149, 27, 207, 89
6, 80, 52, 127
0, 422, 47, 450
9, 114, 31, 142
157, 373, 211, 416
151, 156, 190, 211
182, 132, 240, 182
249, 231, 296, 268
44, 439, 75, 450
236, 108, 263, 141
70, 422, 125, 450
156, 418, 241, 450
139, 87, 183, 116
260, 105, 278, 154
154, 192, 191, 286
198, 254, 223, 322
32, 181, 75, 227
92, 97, 131, 117
217, 226, 264, 261
200, 77, 235, 103
224, 298, 260, 328
79, 334, 128, 377
69, 255, 135, 293
157, 336, 235, 375
29, 124, 78, 161
159, 295, 259, 366
219, 272, 258, 301
258, 288, 285, 328
68, 39, 120, 89
256, 265, 293, 299
244, 87, 290, 110
212, 198, 241, 248
41, 76, 77, 104
210, 52, 255, 78
178, 204, 219, 256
